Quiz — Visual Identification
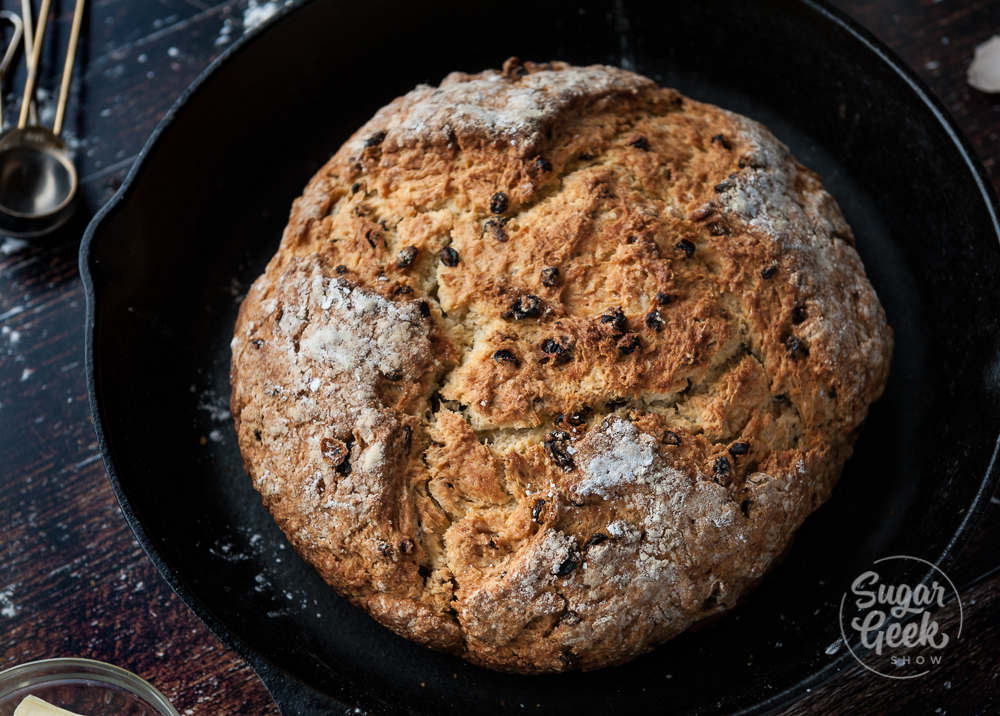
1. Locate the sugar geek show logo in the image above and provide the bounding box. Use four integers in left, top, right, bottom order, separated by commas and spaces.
839, 555, 962, 679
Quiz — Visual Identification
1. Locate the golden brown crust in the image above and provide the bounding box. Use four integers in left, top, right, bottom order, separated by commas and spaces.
229, 59, 892, 672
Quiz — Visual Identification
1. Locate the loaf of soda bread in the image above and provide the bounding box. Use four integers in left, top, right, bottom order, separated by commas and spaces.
230, 59, 892, 673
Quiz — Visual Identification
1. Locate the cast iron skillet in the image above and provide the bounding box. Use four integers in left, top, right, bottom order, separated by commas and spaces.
81, 0, 1000, 713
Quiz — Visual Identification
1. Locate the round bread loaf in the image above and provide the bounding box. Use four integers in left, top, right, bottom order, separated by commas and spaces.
230, 59, 892, 673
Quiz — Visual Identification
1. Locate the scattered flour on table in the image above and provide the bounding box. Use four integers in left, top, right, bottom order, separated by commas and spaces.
1, 238, 28, 255
244, 1, 289, 31
0, 587, 19, 618
1, 326, 20, 347
968, 35, 1000, 93
215, 17, 235, 45
0, 305, 23, 321
217, 1, 292, 45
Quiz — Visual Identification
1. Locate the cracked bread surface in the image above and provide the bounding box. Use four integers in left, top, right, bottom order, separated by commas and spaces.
229, 59, 892, 673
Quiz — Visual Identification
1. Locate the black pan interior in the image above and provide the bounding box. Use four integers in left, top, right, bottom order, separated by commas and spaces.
83, 0, 1000, 714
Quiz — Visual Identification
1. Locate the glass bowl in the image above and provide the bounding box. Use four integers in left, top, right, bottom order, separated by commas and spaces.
0, 658, 178, 716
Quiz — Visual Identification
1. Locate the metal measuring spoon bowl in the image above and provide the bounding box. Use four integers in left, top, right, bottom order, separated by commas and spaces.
0, 0, 85, 238
0, 126, 76, 237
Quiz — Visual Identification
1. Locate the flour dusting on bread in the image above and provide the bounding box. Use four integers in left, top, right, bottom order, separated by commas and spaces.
576, 418, 658, 499
348, 60, 656, 155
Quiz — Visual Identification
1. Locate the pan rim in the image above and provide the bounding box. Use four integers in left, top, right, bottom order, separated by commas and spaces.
79, 0, 1000, 713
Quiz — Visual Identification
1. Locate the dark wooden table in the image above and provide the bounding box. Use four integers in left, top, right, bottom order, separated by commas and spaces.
0, 1, 997, 714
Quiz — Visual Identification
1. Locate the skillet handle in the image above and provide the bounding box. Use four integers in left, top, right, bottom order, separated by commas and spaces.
249, 656, 353, 716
